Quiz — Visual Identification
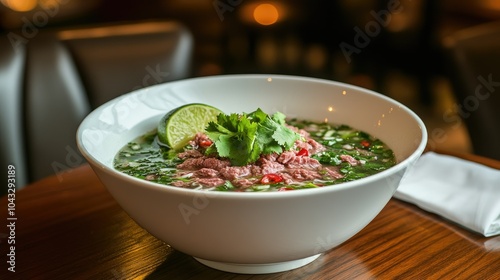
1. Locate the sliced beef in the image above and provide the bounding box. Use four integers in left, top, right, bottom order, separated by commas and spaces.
195, 177, 225, 187
340, 154, 360, 166
177, 157, 231, 170
219, 166, 252, 180
195, 168, 219, 178
289, 169, 322, 180
323, 166, 344, 179
172, 129, 343, 189
178, 149, 203, 159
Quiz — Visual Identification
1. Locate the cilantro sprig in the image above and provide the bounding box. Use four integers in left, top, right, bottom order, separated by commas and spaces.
205, 108, 301, 166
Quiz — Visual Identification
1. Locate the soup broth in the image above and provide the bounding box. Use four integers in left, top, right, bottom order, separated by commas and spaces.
114, 119, 396, 192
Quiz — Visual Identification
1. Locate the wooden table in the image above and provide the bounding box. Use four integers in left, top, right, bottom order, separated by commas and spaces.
2, 151, 500, 279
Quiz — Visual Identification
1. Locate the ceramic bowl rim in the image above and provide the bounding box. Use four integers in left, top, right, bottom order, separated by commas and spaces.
76, 74, 428, 199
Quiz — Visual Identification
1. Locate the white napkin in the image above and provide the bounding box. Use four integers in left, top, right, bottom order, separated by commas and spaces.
394, 152, 500, 237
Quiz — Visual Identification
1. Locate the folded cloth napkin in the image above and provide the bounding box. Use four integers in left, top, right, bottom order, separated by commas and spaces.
394, 152, 500, 237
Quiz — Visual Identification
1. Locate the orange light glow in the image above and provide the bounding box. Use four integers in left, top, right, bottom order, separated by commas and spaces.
481, 0, 500, 11
1, 0, 37, 12
253, 3, 279, 26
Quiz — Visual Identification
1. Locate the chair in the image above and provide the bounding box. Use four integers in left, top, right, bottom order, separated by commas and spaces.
442, 20, 500, 160
0, 20, 193, 189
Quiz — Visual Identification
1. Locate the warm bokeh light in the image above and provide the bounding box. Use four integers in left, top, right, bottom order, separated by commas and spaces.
1, 0, 37, 12
253, 3, 279, 25
480, 0, 500, 13
39, 0, 59, 9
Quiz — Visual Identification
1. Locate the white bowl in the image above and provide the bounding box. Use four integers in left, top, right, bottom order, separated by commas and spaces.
77, 74, 427, 274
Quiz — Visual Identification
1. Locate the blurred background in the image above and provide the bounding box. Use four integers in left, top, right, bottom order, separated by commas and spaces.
2, 0, 500, 156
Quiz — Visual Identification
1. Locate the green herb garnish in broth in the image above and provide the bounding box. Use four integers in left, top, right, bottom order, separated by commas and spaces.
205, 108, 301, 166
114, 108, 396, 192
287, 119, 396, 183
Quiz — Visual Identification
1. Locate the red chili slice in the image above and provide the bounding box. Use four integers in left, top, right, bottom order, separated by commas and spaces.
199, 139, 213, 148
360, 140, 370, 148
278, 187, 294, 191
260, 173, 283, 184
296, 148, 309, 156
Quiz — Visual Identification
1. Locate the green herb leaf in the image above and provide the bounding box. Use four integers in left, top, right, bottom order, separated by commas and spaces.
205, 108, 301, 166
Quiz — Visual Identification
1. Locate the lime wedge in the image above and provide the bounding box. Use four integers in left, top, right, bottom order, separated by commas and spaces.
157, 103, 223, 150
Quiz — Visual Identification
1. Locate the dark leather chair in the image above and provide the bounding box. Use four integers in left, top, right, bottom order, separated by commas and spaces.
442, 20, 500, 160
0, 20, 193, 189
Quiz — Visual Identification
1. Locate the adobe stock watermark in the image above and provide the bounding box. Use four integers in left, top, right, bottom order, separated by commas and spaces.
178, 191, 221, 225
427, 73, 500, 151
51, 145, 85, 182
339, 0, 405, 63
131, 64, 170, 91
49, 91, 144, 182
177, 191, 224, 225
50, 63, 169, 182
110, 267, 126, 280
212, 0, 244, 21
50, 91, 144, 181
313, 233, 339, 255
388, 73, 499, 186
6, 165, 17, 273
284, 250, 324, 279
7, 0, 70, 51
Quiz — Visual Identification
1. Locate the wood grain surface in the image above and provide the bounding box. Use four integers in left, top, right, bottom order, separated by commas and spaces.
1, 150, 499, 279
